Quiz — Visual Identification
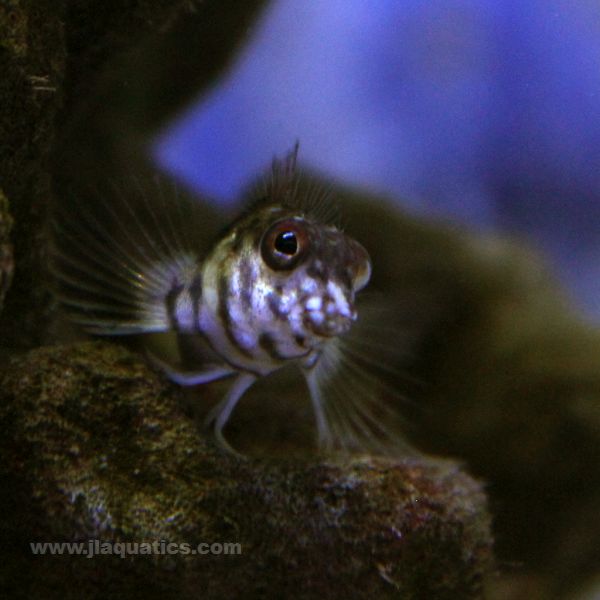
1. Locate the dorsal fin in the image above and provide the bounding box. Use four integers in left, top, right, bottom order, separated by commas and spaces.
245, 143, 340, 225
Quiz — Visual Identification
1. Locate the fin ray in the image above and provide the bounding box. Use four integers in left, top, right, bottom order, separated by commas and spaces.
303, 295, 420, 457
50, 176, 212, 336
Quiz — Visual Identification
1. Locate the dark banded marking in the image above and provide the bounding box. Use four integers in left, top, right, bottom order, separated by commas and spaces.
238, 257, 254, 310
340, 269, 354, 289
294, 334, 307, 348
305, 263, 328, 282
217, 270, 254, 359
165, 278, 184, 330
258, 332, 287, 362
266, 291, 287, 321
198, 329, 262, 377
188, 273, 203, 330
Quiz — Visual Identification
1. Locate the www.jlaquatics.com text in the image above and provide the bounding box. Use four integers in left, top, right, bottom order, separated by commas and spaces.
30, 540, 242, 558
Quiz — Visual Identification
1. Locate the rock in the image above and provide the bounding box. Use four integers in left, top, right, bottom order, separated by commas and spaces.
0, 189, 13, 314
0, 0, 269, 352
0, 341, 494, 599
338, 190, 600, 598
0, 0, 65, 352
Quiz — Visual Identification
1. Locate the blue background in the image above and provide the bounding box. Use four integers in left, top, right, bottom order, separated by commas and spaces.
154, 0, 600, 319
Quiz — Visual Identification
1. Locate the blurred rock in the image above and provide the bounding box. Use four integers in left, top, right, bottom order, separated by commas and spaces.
0, 341, 493, 599
54, 0, 270, 190
337, 189, 600, 598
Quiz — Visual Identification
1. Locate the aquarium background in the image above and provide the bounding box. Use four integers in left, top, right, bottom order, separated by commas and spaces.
154, 0, 600, 320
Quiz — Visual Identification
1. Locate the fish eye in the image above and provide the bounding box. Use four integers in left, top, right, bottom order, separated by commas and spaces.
274, 231, 298, 255
261, 219, 309, 270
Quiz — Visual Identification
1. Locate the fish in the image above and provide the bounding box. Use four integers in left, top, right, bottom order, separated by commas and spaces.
51, 145, 414, 457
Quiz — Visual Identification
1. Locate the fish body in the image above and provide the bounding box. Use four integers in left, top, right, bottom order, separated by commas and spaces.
184, 202, 370, 378
52, 147, 409, 456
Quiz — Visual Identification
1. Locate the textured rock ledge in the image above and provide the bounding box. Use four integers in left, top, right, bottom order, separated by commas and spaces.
0, 342, 493, 599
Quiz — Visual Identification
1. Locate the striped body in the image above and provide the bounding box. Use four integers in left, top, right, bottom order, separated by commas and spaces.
167, 203, 370, 378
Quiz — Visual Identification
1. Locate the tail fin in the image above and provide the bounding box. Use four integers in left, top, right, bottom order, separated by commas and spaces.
50, 176, 215, 335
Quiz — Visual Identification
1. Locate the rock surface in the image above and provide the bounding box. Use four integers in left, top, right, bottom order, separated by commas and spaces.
0, 0, 64, 351
0, 189, 13, 313
0, 342, 493, 599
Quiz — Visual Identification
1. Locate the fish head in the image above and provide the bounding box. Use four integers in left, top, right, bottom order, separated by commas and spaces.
254, 205, 371, 341
203, 145, 372, 369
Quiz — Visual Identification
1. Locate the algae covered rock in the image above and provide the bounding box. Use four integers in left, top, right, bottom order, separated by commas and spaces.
0, 189, 13, 313
0, 0, 65, 352
0, 342, 493, 599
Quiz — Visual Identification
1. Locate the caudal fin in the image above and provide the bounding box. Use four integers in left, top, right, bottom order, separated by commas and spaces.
50, 176, 214, 335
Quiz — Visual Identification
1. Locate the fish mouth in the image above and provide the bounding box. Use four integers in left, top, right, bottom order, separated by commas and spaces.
306, 316, 354, 337
303, 298, 357, 338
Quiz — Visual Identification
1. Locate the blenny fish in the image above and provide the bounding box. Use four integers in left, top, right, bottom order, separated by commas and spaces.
51, 147, 410, 456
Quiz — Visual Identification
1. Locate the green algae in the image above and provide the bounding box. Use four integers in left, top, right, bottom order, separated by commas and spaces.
0, 189, 13, 313
0, 342, 493, 599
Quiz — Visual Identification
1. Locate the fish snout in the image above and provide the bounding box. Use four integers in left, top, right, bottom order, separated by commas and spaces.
303, 286, 357, 338
347, 238, 371, 292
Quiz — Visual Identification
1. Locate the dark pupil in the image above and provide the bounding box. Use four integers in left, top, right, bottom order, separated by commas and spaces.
274, 231, 298, 255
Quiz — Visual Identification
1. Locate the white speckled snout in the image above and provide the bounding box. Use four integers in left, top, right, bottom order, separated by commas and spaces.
302, 280, 357, 338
